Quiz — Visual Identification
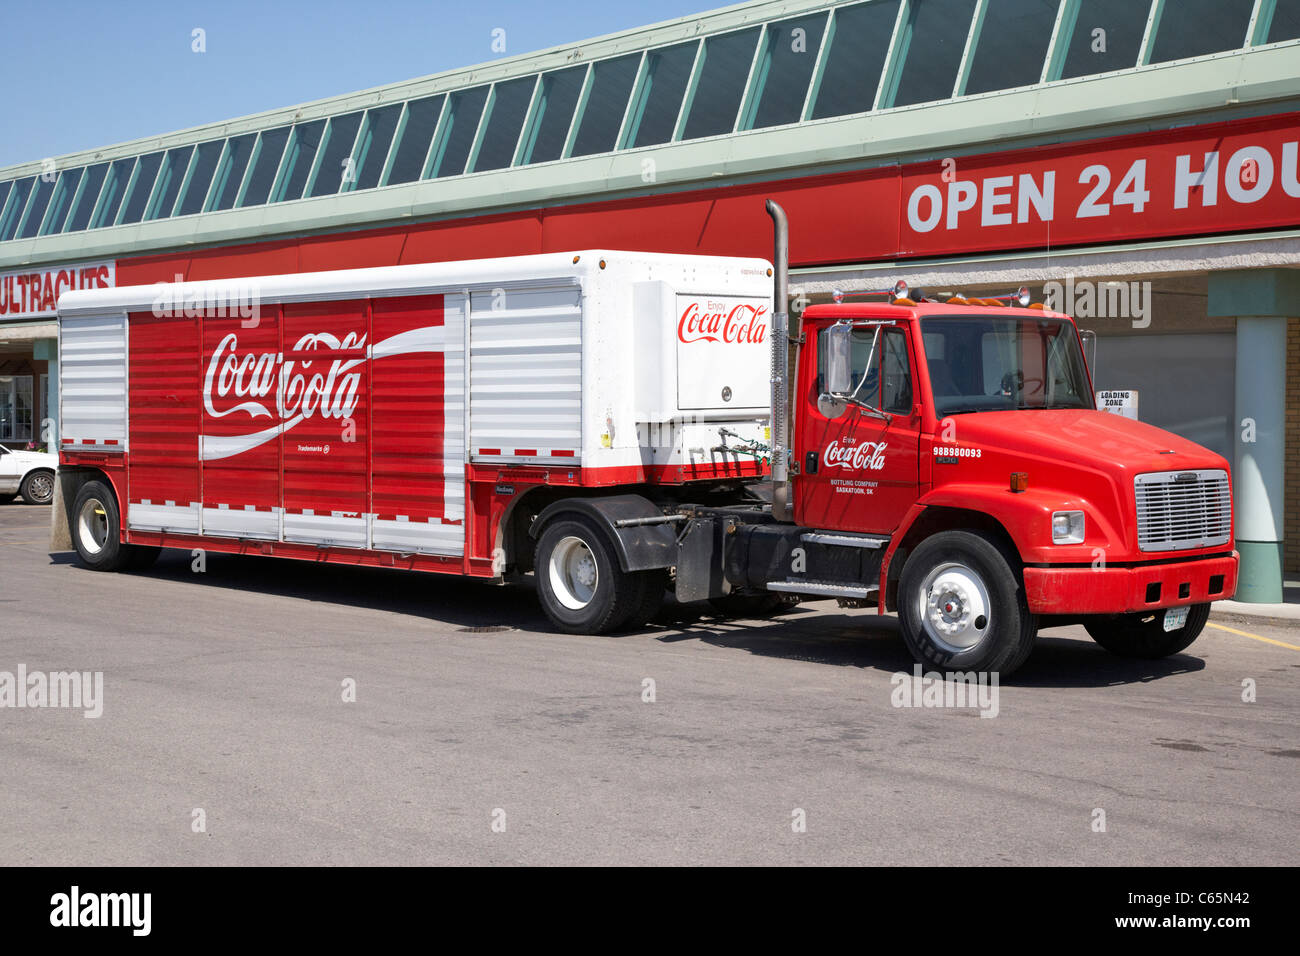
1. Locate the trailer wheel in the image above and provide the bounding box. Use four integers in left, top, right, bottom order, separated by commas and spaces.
1083, 603, 1210, 659
535, 516, 646, 634
20, 469, 55, 505
898, 530, 1037, 676
71, 480, 157, 572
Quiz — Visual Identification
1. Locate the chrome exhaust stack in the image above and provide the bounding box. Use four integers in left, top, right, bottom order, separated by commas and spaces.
766, 199, 793, 522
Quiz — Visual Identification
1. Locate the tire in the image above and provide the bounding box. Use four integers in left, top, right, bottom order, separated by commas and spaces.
709, 592, 789, 618
72, 480, 129, 571
19, 469, 55, 505
623, 569, 668, 630
71, 479, 157, 572
898, 530, 1037, 676
0, 493, 16, 505
534, 515, 645, 634
1084, 603, 1210, 659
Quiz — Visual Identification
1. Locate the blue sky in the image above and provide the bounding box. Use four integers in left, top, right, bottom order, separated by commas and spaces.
0, 0, 719, 167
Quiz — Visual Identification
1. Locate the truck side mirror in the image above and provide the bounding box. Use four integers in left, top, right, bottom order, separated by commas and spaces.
818, 322, 853, 420
825, 322, 853, 395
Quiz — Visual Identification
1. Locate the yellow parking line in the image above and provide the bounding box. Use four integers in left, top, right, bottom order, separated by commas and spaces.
1207, 621, 1300, 652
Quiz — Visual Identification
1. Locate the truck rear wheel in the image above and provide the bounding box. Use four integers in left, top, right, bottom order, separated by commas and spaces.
71, 480, 159, 572
898, 530, 1037, 675
535, 515, 650, 634
1084, 603, 1210, 659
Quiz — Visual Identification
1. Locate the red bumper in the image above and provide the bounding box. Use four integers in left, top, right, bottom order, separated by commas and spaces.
1022, 552, 1238, 615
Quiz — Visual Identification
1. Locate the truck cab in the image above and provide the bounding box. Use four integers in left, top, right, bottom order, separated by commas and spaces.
781, 294, 1238, 672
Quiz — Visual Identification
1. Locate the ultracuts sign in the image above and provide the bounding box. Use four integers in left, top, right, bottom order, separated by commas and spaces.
0, 261, 114, 319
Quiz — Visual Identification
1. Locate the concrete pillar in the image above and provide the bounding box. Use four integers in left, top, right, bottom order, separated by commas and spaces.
1208, 270, 1300, 603
33, 337, 56, 449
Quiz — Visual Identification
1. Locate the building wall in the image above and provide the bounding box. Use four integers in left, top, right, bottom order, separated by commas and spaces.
1287, 316, 1300, 575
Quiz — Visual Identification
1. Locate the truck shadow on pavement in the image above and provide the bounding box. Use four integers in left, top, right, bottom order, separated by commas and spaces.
101, 549, 1205, 688
646, 600, 1206, 687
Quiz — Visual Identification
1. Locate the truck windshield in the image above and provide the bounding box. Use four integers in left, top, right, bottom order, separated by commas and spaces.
920, 314, 1093, 417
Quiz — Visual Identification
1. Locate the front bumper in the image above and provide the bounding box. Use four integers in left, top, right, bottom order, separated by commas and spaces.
1022, 552, 1238, 615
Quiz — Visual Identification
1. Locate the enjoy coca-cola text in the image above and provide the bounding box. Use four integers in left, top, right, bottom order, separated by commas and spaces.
677, 301, 768, 345
823, 439, 888, 471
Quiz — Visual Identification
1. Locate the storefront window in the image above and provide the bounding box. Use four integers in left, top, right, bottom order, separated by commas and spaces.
0, 375, 34, 442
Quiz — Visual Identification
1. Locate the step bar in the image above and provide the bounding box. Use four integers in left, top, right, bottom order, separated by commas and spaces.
767, 580, 880, 599
800, 532, 889, 549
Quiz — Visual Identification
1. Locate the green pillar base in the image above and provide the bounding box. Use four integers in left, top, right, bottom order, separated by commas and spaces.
1235, 540, 1284, 603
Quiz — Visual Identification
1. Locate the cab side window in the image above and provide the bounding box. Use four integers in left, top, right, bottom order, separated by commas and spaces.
881, 328, 912, 414
815, 325, 912, 414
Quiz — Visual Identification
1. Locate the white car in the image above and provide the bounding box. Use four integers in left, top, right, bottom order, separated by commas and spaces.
0, 443, 57, 505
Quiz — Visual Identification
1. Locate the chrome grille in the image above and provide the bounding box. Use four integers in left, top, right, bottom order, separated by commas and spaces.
1134, 469, 1231, 553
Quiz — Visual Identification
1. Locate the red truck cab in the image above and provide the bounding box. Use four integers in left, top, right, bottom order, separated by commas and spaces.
793, 296, 1238, 671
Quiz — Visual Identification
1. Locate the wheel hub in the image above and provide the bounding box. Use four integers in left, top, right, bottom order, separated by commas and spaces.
77, 498, 109, 556
548, 535, 600, 611
918, 562, 991, 653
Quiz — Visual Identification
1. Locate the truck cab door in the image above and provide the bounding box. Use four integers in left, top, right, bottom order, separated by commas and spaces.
795, 322, 921, 534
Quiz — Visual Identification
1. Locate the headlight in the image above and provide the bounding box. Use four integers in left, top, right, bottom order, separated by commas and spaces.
1051, 510, 1085, 544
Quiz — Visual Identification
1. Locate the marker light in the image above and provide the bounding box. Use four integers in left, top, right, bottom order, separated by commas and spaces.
1010, 472, 1029, 493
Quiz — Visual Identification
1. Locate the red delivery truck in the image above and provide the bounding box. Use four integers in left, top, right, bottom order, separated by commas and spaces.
53, 203, 1237, 674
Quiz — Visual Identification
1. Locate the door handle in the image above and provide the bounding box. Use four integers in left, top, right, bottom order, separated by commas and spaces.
804, 450, 819, 475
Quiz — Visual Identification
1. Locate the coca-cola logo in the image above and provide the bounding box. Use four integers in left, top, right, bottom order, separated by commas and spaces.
201, 330, 368, 460
677, 301, 768, 345
205, 331, 365, 421
823, 439, 887, 471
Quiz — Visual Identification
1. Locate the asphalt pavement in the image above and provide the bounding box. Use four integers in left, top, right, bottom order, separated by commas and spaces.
1, 503, 1295, 865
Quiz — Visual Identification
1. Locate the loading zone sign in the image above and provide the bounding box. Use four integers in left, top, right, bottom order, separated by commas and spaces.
1097, 389, 1138, 420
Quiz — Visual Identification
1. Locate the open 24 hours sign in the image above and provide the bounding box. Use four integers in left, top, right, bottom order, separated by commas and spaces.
896, 112, 1300, 257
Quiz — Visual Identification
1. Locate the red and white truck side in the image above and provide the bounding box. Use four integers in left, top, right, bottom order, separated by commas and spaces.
52, 204, 1238, 674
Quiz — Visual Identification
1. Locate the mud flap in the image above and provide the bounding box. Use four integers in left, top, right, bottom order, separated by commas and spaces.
676, 517, 730, 603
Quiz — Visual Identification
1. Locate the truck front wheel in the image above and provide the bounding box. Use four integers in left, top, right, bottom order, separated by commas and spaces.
535, 516, 651, 634
898, 530, 1037, 675
1084, 603, 1210, 659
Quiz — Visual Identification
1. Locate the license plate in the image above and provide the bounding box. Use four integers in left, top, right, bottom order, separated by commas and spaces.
1163, 606, 1189, 632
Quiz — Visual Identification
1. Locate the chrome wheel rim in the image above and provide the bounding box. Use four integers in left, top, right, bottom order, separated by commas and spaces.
77, 497, 110, 555
26, 472, 53, 503
917, 561, 991, 653
548, 535, 599, 610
